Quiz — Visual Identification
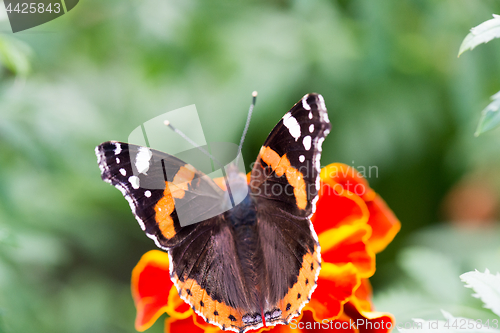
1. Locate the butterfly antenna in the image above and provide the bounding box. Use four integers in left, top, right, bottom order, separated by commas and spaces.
235, 91, 257, 167
164, 120, 235, 206
163, 120, 223, 167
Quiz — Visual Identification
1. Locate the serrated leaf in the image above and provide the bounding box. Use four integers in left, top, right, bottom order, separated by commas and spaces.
459, 14, 500, 57
475, 91, 500, 136
460, 269, 500, 317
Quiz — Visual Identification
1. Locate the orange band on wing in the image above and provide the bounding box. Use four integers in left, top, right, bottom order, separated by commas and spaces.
173, 275, 244, 332
260, 146, 281, 174
168, 164, 197, 199
278, 247, 321, 323
154, 186, 176, 238
260, 146, 308, 210
153, 164, 199, 239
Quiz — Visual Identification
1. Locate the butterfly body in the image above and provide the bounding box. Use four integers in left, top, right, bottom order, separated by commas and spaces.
96, 93, 331, 332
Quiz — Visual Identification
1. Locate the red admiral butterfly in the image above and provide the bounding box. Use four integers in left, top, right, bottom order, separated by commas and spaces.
96, 93, 331, 332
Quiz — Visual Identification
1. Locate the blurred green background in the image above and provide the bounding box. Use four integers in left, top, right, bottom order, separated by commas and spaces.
1, 0, 500, 332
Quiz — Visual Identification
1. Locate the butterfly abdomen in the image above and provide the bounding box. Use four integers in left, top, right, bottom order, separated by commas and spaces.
226, 194, 262, 310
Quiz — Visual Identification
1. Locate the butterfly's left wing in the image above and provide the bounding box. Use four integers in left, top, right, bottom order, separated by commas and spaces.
249, 93, 331, 326
96, 141, 228, 250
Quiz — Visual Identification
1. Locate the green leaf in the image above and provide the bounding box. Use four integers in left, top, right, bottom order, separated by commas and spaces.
461, 269, 500, 317
458, 14, 500, 57
0, 35, 31, 76
475, 91, 500, 136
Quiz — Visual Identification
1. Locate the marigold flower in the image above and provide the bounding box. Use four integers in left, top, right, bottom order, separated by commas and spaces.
131, 163, 400, 333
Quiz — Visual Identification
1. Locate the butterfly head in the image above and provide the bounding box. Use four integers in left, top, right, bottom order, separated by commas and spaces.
222, 163, 250, 209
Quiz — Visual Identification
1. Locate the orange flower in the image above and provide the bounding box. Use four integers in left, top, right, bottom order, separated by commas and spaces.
131, 163, 400, 333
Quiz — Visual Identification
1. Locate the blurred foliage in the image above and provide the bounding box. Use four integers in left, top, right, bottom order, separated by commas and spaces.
1, 0, 500, 332
0, 35, 31, 76
381, 243, 500, 332
0, 11, 31, 77
375, 224, 500, 325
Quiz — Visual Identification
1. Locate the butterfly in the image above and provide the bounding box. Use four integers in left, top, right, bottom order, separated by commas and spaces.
95, 93, 331, 333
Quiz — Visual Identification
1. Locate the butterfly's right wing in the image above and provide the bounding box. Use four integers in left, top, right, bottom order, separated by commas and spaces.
248, 93, 331, 326
249, 93, 331, 218
96, 141, 227, 249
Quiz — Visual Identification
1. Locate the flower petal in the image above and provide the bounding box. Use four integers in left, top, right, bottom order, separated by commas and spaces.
306, 262, 360, 321
165, 315, 212, 333
132, 250, 182, 331
320, 164, 376, 202
318, 163, 401, 254
352, 279, 373, 312
166, 286, 193, 319
365, 196, 401, 253
319, 225, 375, 278
312, 183, 369, 234
343, 302, 394, 333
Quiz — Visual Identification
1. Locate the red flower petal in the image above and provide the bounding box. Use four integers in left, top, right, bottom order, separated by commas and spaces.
320, 164, 376, 202
312, 183, 369, 234
319, 225, 375, 278
166, 286, 193, 318
132, 250, 192, 331
365, 196, 401, 253
305, 262, 360, 321
317, 163, 400, 254
352, 279, 373, 312
166, 315, 212, 333
132, 250, 173, 331
343, 302, 394, 333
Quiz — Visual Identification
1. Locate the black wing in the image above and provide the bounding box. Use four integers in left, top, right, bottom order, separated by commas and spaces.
250, 93, 331, 326
249, 93, 331, 217
96, 141, 227, 250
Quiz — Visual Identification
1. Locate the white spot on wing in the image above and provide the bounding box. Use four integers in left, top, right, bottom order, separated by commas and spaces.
303, 135, 312, 150
95, 146, 107, 175
317, 137, 325, 152
135, 147, 152, 174
309, 111, 313, 119
283, 112, 301, 141
315, 153, 321, 172
309, 124, 314, 133
128, 175, 140, 189
114, 143, 122, 155
318, 94, 326, 111
299, 155, 305, 163
311, 195, 319, 214
322, 111, 330, 124
116, 157, 120, 164
145, 190, 151, 197
302, 96, 311, 110
120, 168, 126, 176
